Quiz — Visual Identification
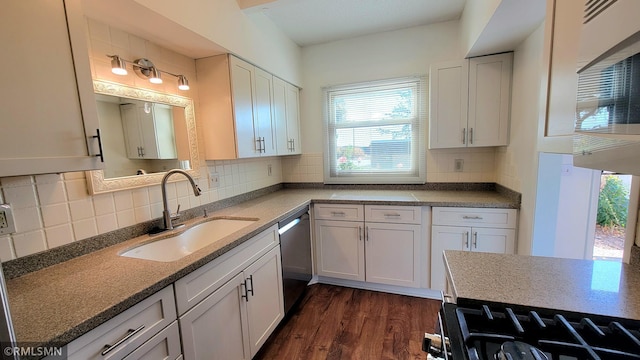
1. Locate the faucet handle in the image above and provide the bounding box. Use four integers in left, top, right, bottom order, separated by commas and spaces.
171, 204, 181, 220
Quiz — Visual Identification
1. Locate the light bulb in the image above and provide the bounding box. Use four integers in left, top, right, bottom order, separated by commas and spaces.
149, 67, 162, 84
178, 75, 190, 90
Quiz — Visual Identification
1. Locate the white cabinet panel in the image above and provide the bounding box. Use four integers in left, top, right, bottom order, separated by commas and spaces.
122, 321, 182, 360
197, 54, 281, 159
244, 246, 284, 357
180, 273, 250, 360
313, 204, 424, 288
315, 219, 365, 281
0, 0, 103, 176
67, 286, 177, 360
431, 207, 517, 291
429, 53, 512, 149
468, 53, 512, 147
429, 60, 468, 149
365, 222, 421, 288
273, 77, 301, 155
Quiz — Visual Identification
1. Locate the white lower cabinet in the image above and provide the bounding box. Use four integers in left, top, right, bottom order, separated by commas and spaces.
177, 225, 284, 360
61, 285, 178, 360
314, 204, 423, 288
430, 207, 517, 291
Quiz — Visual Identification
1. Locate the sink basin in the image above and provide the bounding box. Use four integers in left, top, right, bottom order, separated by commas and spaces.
329, 193, 418, 201
120, 218, 257, 262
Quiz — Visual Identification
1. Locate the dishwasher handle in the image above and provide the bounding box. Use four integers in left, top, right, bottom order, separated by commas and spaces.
278, 212, 309, 235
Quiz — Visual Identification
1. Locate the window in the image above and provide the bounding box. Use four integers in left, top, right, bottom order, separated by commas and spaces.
323, 76, 426, 184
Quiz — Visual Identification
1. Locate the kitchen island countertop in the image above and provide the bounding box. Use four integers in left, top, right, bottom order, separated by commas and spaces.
6, 188, 517, 350
444, 250, 640, 320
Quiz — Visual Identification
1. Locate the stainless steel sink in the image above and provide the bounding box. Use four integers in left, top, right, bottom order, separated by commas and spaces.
120, 217, 257, 262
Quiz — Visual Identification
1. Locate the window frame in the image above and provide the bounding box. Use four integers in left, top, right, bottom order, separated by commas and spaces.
323, 76, 427, 184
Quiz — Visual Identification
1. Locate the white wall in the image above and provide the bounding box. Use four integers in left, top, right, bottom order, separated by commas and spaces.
495, 23, 545, 255
298, 20, 497, 183
132, 0, 302, 85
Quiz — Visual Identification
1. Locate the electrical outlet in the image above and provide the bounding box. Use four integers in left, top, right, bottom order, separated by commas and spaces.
268, 164, 272, 176
208, 172, 220, 188
454, 159, 464, 172
0, 204, 16, 235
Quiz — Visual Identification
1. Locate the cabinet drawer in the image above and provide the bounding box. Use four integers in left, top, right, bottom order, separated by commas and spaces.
174, 224, 278, 315
67, 285, 177, 360
314, 204, 364, 221
122, 321, 181, 360
432, 207, 517, 228
365, 205, 422, 224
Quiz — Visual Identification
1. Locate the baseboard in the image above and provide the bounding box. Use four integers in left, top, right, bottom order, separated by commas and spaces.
312, 276, 443, 300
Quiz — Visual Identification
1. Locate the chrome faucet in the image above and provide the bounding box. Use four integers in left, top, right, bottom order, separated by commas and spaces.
161, 169, 202, 230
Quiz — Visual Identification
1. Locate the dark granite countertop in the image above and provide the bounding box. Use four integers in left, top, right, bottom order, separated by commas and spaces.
5, 188, 517, 349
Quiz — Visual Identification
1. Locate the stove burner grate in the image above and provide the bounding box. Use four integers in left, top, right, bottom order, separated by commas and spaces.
454, 305, 640, 360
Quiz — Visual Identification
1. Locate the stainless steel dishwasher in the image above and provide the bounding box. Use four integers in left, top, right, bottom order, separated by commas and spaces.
278, 206, 312, 315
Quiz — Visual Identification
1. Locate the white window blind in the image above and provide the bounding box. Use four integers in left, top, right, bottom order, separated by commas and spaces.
324, 76, 426, 184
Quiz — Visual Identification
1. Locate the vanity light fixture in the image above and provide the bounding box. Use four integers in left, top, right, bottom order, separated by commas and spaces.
107, 55, 190, 91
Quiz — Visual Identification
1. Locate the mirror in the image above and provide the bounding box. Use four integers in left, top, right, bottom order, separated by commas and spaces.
86, 80, 199, 194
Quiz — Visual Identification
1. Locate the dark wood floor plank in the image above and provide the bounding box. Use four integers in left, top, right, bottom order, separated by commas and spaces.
255, 284, 441, 360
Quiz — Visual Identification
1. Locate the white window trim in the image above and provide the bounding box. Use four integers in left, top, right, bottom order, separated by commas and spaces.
323, 76, 427, 184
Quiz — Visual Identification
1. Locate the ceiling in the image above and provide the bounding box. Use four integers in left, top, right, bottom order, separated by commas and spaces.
241, 0, 467, 47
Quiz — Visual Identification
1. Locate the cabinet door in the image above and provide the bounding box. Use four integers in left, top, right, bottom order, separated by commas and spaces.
254, 68, 276, 156
273, 77, 290, 154
122, 321, 181, 360
428, 60, 469, 149
244, 246, 284, 357
430, 225, 469, 291
147, 104, 177, 159
285, 82, 301, 154
120, 104, 144, 159
273, 77, 302, 155
365, 222, 421, 288
315, 220, 365, 281
471, 227, 516, 254
230, 56, 258, 158
180, 273, 250, 360
468, 53, 512, 147
0, 0, 102, 176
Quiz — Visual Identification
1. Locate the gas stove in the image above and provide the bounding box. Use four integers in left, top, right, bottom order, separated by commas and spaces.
439, 300, 640, 360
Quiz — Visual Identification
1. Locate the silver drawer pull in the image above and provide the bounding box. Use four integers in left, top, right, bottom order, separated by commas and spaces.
384, 213, 401, 217
462, 215, 483, 220
101, 325, 145, 356
330, 211, 346, 217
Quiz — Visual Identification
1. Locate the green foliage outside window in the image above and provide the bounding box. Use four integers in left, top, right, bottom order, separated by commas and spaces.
597, 175, 629, 228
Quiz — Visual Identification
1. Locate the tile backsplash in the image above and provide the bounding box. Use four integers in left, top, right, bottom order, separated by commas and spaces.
0, 157, 282, 262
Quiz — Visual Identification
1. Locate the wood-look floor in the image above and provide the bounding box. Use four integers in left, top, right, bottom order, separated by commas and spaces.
255, 284, 441, 360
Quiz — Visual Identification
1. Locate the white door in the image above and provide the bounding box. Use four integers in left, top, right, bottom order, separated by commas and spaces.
365, 222, 421, 288
180, 272, 250, 360
315, 220, 365, 281
471, 227, 516, 254
430, 225, 469, 291
230, 56, 258, 158
467, 53, 512, 147
428, 60, 469, 149
244, 246, 284, 357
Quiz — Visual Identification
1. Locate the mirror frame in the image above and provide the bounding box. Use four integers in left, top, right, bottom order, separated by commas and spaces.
86, 80, 200, 194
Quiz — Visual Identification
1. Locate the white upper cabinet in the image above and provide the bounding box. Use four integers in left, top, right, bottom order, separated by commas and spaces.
120, 103, 177, 160
273, 77, 302, 155
0, 0, 103, 177
429, 52, 513, 149
197, 54, 278, 159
